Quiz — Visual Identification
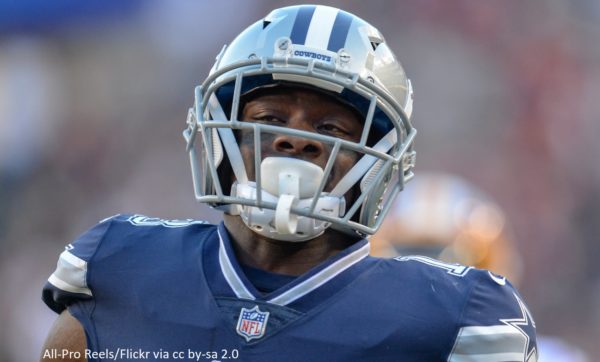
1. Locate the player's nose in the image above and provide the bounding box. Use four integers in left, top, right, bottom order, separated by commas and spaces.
272, 133, 324, 159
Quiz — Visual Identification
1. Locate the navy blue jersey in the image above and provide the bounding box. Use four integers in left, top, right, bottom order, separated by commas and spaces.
43, 214, 537, 361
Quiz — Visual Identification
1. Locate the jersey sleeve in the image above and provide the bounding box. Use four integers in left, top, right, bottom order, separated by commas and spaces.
42, 216, 115, 314
448, 271, 538, 362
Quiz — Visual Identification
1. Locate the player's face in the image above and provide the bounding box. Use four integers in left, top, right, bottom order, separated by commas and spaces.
239, 87, 362, 195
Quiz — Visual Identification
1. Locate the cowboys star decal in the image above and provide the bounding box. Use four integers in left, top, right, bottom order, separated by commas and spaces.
501, 293, 537, 362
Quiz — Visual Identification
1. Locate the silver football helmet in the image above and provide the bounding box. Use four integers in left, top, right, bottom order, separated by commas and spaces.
183, 5, 416, 241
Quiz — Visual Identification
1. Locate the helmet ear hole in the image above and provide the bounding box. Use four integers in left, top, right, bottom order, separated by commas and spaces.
360, 159, 384, 192
210, 128, 224, 166
358, 164, 395, 229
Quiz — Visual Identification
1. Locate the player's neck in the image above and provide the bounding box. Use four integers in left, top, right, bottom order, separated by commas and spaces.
223, 214, 358, 276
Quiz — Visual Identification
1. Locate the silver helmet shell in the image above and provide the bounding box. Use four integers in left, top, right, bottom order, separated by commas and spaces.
183, 5, 416, 240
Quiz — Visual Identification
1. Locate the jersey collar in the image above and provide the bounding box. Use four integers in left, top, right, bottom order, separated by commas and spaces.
211, 222, 371, 309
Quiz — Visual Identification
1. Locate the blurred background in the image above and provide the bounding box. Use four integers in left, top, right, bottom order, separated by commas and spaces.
1, 0, 598, 360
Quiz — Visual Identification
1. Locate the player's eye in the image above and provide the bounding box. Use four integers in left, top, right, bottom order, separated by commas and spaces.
317, 122, 351, 138
254, 114, 285, 125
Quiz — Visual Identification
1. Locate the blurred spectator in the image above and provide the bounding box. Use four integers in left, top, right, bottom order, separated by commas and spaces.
371, 172, 523, 284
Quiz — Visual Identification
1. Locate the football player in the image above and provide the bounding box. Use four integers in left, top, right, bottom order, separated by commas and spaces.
41, 5, 537, 361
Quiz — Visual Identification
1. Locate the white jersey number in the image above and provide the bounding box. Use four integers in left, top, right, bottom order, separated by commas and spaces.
394, 255, 472, 277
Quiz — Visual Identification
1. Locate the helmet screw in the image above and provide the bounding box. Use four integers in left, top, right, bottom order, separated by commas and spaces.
277, 38, 290, 50
367, 76, 375, 83
338, 49, 351, 63
248, 53, 257, 59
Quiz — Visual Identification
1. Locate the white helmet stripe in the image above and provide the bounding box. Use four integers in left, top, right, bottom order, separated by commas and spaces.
290, 5, 316, 45
326, 10, 353, 51
304, 6, 339, 50
290, 5, 353, 52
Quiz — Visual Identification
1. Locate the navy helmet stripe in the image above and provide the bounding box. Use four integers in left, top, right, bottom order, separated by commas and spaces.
327, 11, 353, 51
290, 5, 316, 45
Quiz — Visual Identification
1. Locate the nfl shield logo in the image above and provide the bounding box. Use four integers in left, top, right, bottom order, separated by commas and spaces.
236, 305, 270, 342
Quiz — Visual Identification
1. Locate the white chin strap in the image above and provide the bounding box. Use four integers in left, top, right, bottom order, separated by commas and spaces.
232, 157, 345, 242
